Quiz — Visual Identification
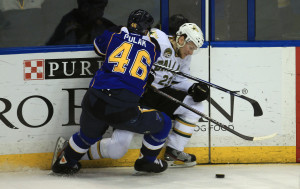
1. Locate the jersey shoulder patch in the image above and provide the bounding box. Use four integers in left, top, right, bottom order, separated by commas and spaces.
150, 29, 173, 59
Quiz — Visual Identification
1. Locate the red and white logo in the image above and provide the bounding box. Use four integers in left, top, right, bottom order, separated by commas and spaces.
24, 59, 44, 80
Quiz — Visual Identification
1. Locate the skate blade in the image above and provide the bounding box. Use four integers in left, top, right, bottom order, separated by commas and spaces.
48, 171, 75, 177
133, 171, 161, 176
51, 137, 67, 168
167, 160, 196, 168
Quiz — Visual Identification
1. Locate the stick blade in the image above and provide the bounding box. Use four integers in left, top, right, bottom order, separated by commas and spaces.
239, 95, 263, 117
253, 133, 277, 141
252, 101, 263, 117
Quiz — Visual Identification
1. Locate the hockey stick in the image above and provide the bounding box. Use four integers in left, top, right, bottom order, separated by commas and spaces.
151, 87, 276, 141
154, 64, 263, 117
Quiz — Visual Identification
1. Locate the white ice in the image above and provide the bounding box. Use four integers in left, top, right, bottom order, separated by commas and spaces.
1, 164, 299, 189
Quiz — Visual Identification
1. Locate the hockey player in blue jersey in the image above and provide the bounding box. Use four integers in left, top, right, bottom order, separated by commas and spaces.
77, 16, 208, 168
51, 9, 172, 174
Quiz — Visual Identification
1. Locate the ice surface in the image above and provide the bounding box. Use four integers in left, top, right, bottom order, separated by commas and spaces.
1, 164, 299, 189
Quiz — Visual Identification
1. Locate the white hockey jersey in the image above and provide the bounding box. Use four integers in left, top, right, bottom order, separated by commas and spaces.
150, 28, 194, 91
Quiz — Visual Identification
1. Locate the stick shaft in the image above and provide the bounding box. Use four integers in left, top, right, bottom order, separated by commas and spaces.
151, 87, 275, 141
154, 64, 263, 116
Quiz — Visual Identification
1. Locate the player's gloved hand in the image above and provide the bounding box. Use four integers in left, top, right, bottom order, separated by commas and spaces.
145, 69, 156, 91
147, 71, 155, 85
188, 83, 210, 102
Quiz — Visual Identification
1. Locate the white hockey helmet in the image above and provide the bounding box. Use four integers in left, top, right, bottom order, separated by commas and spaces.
176, 23, 204, 49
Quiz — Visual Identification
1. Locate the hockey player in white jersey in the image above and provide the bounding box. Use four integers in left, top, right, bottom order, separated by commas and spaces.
140, 22, 208, 167
79, 18, 209, 167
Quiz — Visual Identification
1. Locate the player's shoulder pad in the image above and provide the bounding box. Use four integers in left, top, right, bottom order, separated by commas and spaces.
150, 28, 171, 47
94, 46, 105, 57
150, 28, 168, 39
150, 37, 161, 52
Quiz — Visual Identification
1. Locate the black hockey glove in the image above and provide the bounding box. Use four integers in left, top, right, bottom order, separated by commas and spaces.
188, 83, 210, 102
145, 69, 156, 89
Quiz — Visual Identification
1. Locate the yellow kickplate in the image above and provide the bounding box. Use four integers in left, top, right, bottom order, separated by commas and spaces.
0, 146, 295, 171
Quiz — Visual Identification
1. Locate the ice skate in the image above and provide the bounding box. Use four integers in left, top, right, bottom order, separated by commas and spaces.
164, 146, 196, 168
51, 137, 81, 175
51, 137, 67, 167
134, 157, 168, 173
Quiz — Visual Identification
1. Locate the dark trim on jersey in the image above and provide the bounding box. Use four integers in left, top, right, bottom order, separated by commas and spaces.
150, 37, 161, 53
148, 36, 159, 66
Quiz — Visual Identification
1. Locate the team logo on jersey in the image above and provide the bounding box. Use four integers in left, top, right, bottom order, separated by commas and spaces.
163, 48, 172, 58
24, 59, 44, 80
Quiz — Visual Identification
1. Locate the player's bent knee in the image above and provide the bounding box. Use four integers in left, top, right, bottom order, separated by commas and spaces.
74, 129, 101, 147
163, 112, 172, 132
151, 112, 172, 140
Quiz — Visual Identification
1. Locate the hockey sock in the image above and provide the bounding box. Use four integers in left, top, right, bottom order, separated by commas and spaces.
140, 112, 172, 162
166, 117, 196, 151
81, 129, 134, 160
67, 129, 101, 164
81, 140, 103, 160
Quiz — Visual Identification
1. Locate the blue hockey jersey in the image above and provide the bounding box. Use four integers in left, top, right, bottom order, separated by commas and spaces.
90, 27, 160, 96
